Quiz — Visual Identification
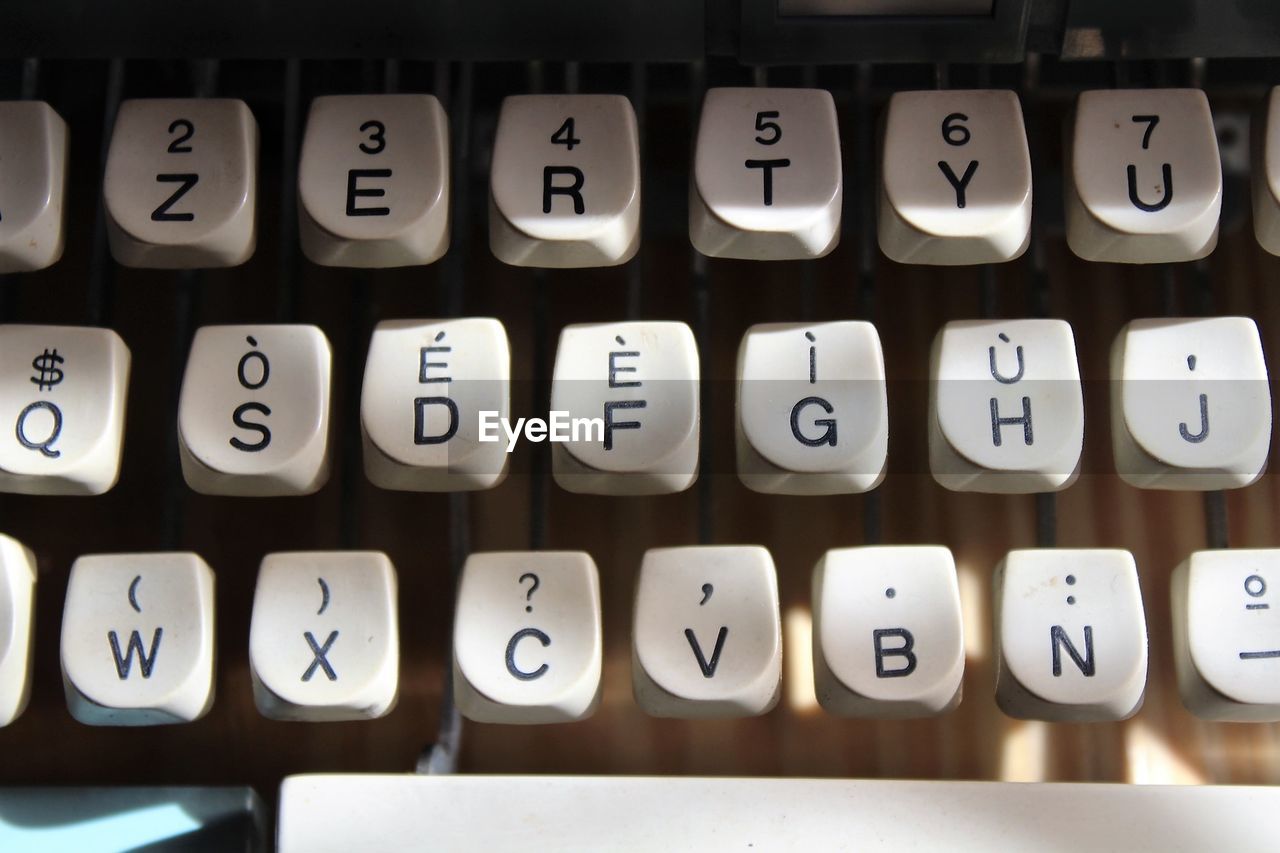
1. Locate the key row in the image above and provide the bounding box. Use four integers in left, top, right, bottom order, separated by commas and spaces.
3, 536, 1277, 727
0, 315, 1267, 497
3, 86, 1280, 271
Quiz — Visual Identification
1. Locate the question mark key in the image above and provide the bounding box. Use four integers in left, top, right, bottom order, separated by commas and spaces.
454, 551, 602, 724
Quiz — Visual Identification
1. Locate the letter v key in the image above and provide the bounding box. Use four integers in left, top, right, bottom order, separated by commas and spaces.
685, 626, 729, 678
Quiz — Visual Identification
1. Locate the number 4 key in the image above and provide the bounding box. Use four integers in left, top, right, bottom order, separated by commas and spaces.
490, 94, 641, 268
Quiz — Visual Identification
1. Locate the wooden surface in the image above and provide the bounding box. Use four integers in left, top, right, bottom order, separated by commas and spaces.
1, 59, 1278, 812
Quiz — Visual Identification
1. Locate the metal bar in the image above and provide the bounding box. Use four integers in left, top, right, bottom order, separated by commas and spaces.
421, 59, 474, 776
86, 57, 126, 328
161, 60, 221, 550
690, 60, 713, 546
626, 61, 646, 321
275, 58, 303, 324
854, 62, 882, 547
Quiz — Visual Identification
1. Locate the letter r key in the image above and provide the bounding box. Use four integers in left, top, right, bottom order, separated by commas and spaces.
489, 95, 640, 268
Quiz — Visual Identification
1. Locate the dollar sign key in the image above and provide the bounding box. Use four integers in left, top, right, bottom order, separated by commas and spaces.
31, 348, 65, 391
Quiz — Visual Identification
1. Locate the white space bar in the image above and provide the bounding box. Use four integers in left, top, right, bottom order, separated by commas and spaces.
279, 774, 1280, 852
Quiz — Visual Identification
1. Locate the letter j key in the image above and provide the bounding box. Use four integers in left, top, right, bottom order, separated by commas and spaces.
1111, 317, 1270, 490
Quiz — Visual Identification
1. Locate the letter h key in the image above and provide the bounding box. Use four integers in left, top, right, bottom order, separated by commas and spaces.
930, 319, 1083, 494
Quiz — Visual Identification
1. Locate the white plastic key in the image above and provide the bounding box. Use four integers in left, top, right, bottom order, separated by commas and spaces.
178, 324, 332, 496
1111, 317, 1270, 490
0, 324, 130, 495
453, 551, 602, 724
930, 319, 1083, 493
878, 90, 1031, 265
489, 94, 639, 268
249, 552, 398, 722
1065, 89, 1221, 263
61, 552, 215, 726
0, 533, 36, 727
690, 88, 841, 260
361, 318, 510, 492
813, 546, 964, 718
298, 94, 450, 268
1253, 87, 1280, 255
551, 321, 699, 495
994, 549, 1147, 722
1172, 549, 1280, 722
736, 321, 887, 495
0, 101, 68, 273
104, 98, 258, 268
633, 546, 781, 718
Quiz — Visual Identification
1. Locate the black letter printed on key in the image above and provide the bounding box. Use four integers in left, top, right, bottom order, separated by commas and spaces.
543, 166, 586, 215
346, 169, 393, 216
151, 174, 199, 222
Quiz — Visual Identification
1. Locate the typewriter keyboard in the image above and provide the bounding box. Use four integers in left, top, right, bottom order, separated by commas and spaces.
2, 54, 1280, 850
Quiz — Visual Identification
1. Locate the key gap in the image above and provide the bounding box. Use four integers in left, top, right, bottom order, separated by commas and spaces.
688, 60, 713, 546
527, 60, 551, 553
274, 58, 303, 325
853, 62, 883, 546
86, 57, 125, 328
626, 61, 646, 321
161, 61, 221, 550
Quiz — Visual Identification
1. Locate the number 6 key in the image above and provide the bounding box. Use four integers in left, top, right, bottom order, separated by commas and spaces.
878, 90, 1032, 265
